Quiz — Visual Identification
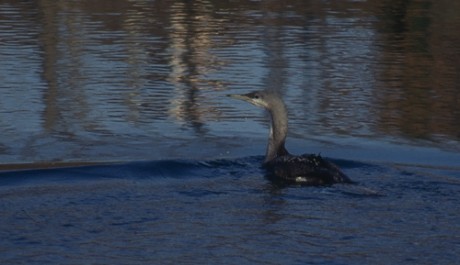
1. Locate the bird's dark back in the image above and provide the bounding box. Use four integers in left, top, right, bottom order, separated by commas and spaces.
264, 154, 352, 185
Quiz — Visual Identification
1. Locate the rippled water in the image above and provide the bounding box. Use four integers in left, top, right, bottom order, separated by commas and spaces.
1, 1, 460, 264
1, 158, 459, 264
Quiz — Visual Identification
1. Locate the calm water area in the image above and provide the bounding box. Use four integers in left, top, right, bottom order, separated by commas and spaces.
1, 0, 460, 264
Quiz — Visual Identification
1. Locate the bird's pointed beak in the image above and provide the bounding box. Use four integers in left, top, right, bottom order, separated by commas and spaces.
227, 91, 267, 109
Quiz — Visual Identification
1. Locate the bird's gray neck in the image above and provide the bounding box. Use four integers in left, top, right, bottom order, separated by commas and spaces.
264, 99, 289, 163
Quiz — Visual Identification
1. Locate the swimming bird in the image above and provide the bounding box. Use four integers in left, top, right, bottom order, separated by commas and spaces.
228, 90, 352, 185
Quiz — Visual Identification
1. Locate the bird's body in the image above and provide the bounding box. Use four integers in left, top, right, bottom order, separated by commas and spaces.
265, 154, 351, 185
228, 90, 352, 185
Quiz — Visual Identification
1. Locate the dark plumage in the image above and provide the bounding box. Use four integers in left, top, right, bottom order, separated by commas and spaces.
228, 90, 352, 185
265, 154, 351, 185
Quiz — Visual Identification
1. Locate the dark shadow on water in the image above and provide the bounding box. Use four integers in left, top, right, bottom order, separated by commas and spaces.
0, 155, 379, 192
0, 155, 452, 201
0, 156, 264, 187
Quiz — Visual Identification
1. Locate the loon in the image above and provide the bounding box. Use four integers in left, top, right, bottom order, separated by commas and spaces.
228, 90, 352, 186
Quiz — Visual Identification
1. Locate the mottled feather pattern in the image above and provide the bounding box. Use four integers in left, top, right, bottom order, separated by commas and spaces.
264, 154, 352, 185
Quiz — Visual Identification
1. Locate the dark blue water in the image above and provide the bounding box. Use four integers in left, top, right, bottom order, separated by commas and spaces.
1, 157, 459, 264
1, 0, 460, 264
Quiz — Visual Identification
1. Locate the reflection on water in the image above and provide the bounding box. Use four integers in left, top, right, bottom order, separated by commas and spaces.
0, 0, 459, 164
375, 1, 460, 142
1, 2, 460, 264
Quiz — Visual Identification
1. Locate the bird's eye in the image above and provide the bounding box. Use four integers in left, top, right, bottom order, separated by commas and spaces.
254, 94, 259, 99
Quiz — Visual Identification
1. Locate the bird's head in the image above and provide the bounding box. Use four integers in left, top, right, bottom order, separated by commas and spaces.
227, 90, 274, 109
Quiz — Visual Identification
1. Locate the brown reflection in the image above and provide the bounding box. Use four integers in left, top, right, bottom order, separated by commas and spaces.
260, 3, 288, 96
374, 0, 460, 141
167, 0, 224, 135
39, 0, 89, 136
38, 0, 60, 133
34, 0, 229, 139
3, 0, 460, 165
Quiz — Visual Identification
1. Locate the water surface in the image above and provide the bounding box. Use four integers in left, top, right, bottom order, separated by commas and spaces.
1, 1, 459, 264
